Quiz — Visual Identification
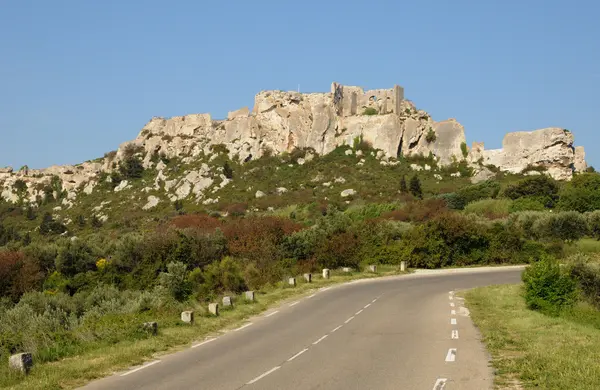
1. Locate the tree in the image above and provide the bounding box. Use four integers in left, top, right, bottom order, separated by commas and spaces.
557, 173, 600, 212
39, 213, 66, 236
90, 215, 103, 229
409, 175, 422, 199
400, 175, 408, 193
503, 175, 559, 208
77, 214, 86, 227
119, 156, 144, 179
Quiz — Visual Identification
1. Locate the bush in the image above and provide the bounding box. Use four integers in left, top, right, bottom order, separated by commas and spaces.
503, 175, 559, 208
119, 156, 144, 179
158, 261, 191, 301
509, 197, 545, 212
200, 257, 246, 298
532, 211, 588, 242
557, 173, 600, 212
464, 199, 511, 219
460, 142, 468, 158
398, 212, 489, 268
425, 128, 436, 143
522, 256, 578, 315
586, 210, 600, 240
409, 175, 422, 198
569, 257, 600, 308
362, 107, 378, 116
457, 180, 500, 204
437, 193, 466, 210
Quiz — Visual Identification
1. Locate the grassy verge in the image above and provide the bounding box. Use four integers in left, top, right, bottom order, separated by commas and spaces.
0, 265, 404, 390
465, 284, 600, 389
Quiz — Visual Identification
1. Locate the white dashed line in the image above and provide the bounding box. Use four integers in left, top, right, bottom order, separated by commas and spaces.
450, 302, 455, 307
121, 360, 161, 376
313, 335, 328, 345
433, 378, 448, 389
451, 330, 459, 339
234, 323, 253, 332
372, 298, 377, 303
364, 303, 371, 309
191, 338, 216, 348
345, 316, 355, 324
331, 325, 343, 333
307, 293, 316, 298
451, 310, 456, 315
265, 310, 279, 318
289, 301, 299, 307
355, 309, 363, 315
445, 348, 457, 362
247, 366, 281, 385
287, 348, 309, 362
451, 318, 457, 325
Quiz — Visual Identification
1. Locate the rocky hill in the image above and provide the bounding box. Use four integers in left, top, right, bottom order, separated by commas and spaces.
0, 82, 587, 211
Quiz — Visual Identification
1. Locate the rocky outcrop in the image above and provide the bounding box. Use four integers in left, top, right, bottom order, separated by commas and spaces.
0, 82, 588, 204
470, 128, 583, 181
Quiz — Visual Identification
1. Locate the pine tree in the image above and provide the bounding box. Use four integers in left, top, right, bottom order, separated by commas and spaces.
400, 175, 408, 193
409, 175, 423, 199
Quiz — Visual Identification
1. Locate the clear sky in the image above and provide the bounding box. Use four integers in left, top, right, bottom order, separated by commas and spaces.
1, 0, 598, 169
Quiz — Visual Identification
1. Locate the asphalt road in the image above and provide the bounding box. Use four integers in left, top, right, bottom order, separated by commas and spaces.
81, 266, 524, 390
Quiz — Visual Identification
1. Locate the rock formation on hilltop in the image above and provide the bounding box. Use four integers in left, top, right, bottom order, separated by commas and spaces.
0, 82, 588, 205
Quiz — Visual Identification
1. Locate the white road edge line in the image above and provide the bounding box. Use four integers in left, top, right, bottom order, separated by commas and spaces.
364, 303, 371, 309
287, 348, 309, 362
191, 338, 216, 348
247, 366, 281, 385
234, 323, 253, 332
345, 316, 355, 324
265, 310, 279, 318
433, 378, 448, 389
331, 325, 343, 333
451, 310, 456, 315
451, 330, 459, 339
372, 299, 377, 303
289, 301, 299, 307
451, 318, 457, 325
121, 360, 161, 376
313, 335, 328, 345
445, 348, 457, 362
355, 309, 363, 315
307, 293, 316, 298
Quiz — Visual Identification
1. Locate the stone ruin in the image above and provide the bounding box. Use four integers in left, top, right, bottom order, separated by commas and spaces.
0, 82, 588, 204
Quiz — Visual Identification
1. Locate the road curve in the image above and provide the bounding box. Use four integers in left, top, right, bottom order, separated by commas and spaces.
81, 266, 524, 390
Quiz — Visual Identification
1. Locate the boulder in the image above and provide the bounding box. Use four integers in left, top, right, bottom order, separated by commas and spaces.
341, 189, 356, 197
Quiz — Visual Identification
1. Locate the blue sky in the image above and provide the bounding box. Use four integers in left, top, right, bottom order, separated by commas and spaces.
1, 0, 598, 169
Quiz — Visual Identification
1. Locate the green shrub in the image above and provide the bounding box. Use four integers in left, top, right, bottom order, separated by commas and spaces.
558, 173, 600, 212
532, 211, 588, 242
362, 107, 378, 116
522, 256, 578, 315
409, 175, 422, 199
437, 193, 466, 210
460, 142, 468, 158
503, 175, 559, 208
569, 257, 600, 308
586, 210, 600, 240
118, 156, 144, 179
464, 199, 512, 219
509, 197, 545, 212
425, 128, 436, 143
158, 261, 191, 301
457, 180, 500, 204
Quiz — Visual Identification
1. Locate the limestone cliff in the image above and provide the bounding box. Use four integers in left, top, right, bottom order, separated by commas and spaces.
0, 82, 588, 205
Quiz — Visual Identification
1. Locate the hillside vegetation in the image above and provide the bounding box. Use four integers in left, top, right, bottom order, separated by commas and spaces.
1, 141, 600, 388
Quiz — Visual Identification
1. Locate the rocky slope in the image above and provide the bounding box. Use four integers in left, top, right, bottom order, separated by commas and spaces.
0, 82, 587, 207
